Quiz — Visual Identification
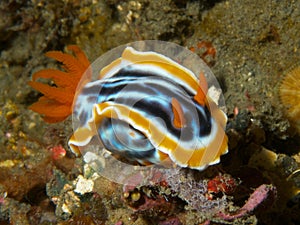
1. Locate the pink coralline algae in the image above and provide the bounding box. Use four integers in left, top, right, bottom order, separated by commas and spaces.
158, 217, 182, 225
122, 168, 236, 215
218, 184, 277, 221
123, 183, 183, 220
164, 169, 236, 213
122, 168, 277, 223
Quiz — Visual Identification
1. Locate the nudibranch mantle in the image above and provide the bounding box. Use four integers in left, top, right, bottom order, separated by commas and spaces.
69, 45, 228, 171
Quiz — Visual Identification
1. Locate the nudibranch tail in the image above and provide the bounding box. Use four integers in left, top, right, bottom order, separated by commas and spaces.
28, 45, 90, 123
69, 46, 228, 170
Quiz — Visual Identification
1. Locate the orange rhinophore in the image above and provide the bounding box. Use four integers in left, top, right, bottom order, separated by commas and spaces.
28, 45, 90, 123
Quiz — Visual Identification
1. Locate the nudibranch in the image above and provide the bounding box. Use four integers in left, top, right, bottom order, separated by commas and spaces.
67, 46, 228, 170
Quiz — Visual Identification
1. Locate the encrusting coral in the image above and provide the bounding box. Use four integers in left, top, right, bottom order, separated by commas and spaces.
28, 45, 90, 123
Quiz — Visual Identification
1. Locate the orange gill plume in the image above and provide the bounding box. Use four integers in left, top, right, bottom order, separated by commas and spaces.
28, 45, 90, 123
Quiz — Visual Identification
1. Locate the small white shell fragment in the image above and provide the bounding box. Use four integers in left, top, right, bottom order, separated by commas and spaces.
74, 175, 94, 195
